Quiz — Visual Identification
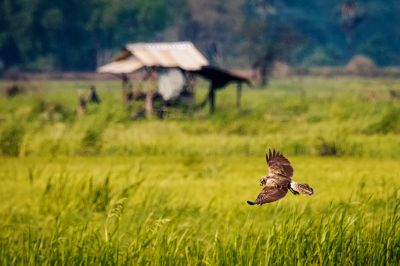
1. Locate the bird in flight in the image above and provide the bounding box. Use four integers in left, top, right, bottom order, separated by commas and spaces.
247, 149, 314, 205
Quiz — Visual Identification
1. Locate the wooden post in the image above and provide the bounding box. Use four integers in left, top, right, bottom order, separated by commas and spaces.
189, 74, 195, 112
236, 82, 242, 108
209, 83, 216, 114
145, 91, 154, 118
121, 74, 130, 106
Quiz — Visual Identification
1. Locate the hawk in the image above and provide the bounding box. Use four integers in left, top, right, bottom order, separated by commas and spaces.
247, 149, 314, 205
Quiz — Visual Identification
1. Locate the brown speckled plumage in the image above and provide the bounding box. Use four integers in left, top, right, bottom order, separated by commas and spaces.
247, 149, 314, 205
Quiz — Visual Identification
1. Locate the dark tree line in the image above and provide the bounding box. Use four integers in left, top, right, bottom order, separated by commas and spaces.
0, 0, 399, 73
0, 0, 168, 71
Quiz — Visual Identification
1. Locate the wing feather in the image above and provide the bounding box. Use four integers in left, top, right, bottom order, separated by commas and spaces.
253, 185, 288, 204
266, 149, 293, 178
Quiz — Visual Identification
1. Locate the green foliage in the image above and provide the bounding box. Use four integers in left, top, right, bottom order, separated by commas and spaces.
0, 78, 400, 265
367, 106, 400, 134
299, 47, 343, 67
90, 176, 111, 212
0, 123, 24, 156
31, 98, 75, 122
0, 156, 399, 264
0, 78, 400, 264
0, 0, 170, 71
80, 126, 104, 155
105, 197, 127, 242
0, 78, 399, 158
1, 0, 400, 71
315, 136, 340, 156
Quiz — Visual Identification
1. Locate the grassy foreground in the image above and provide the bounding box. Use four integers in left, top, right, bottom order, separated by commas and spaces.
0, 78, 399, 265
0, 156, 399, 265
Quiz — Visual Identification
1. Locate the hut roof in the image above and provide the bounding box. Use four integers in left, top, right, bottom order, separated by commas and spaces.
98, 42, 208, 74
97, 57, 143, 74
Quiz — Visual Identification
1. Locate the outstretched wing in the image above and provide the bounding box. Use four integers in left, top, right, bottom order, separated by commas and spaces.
249, 185, 288, 205
266, 149, 293, 178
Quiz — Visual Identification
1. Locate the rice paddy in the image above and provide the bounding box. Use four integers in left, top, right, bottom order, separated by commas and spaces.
0, 77, 399, 265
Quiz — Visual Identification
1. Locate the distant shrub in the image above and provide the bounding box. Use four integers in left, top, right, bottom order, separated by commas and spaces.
79, 125, 105, 155
31, 99, 74, 122
346, 55, 377, 75
286, 141, 308, 156
315, 137, 340, 156
0, 123, 24, 156
5, 84, 24, 98
314, 136, 363, 157
366, 107, 400, 134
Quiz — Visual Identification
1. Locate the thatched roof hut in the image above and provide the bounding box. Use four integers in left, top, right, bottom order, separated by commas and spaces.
98, 42, 208, 74
98, 42, 250, 113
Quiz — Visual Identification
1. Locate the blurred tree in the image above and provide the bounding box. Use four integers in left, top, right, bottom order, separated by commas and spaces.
338, 0, 365, 62
0, 0, 399, 72
0, 0, 169, 71
88, 0, 168, 67
242, 0, 303, 86
165, 0, 244, 66
0, 0, 36, 68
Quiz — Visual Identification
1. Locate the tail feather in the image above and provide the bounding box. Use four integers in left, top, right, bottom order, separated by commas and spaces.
247, 200, 256, 205
290, 182, 314, 195
289, 187, 300, 195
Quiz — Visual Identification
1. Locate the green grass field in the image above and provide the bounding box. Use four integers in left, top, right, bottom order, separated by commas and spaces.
0, 78, 399, 265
